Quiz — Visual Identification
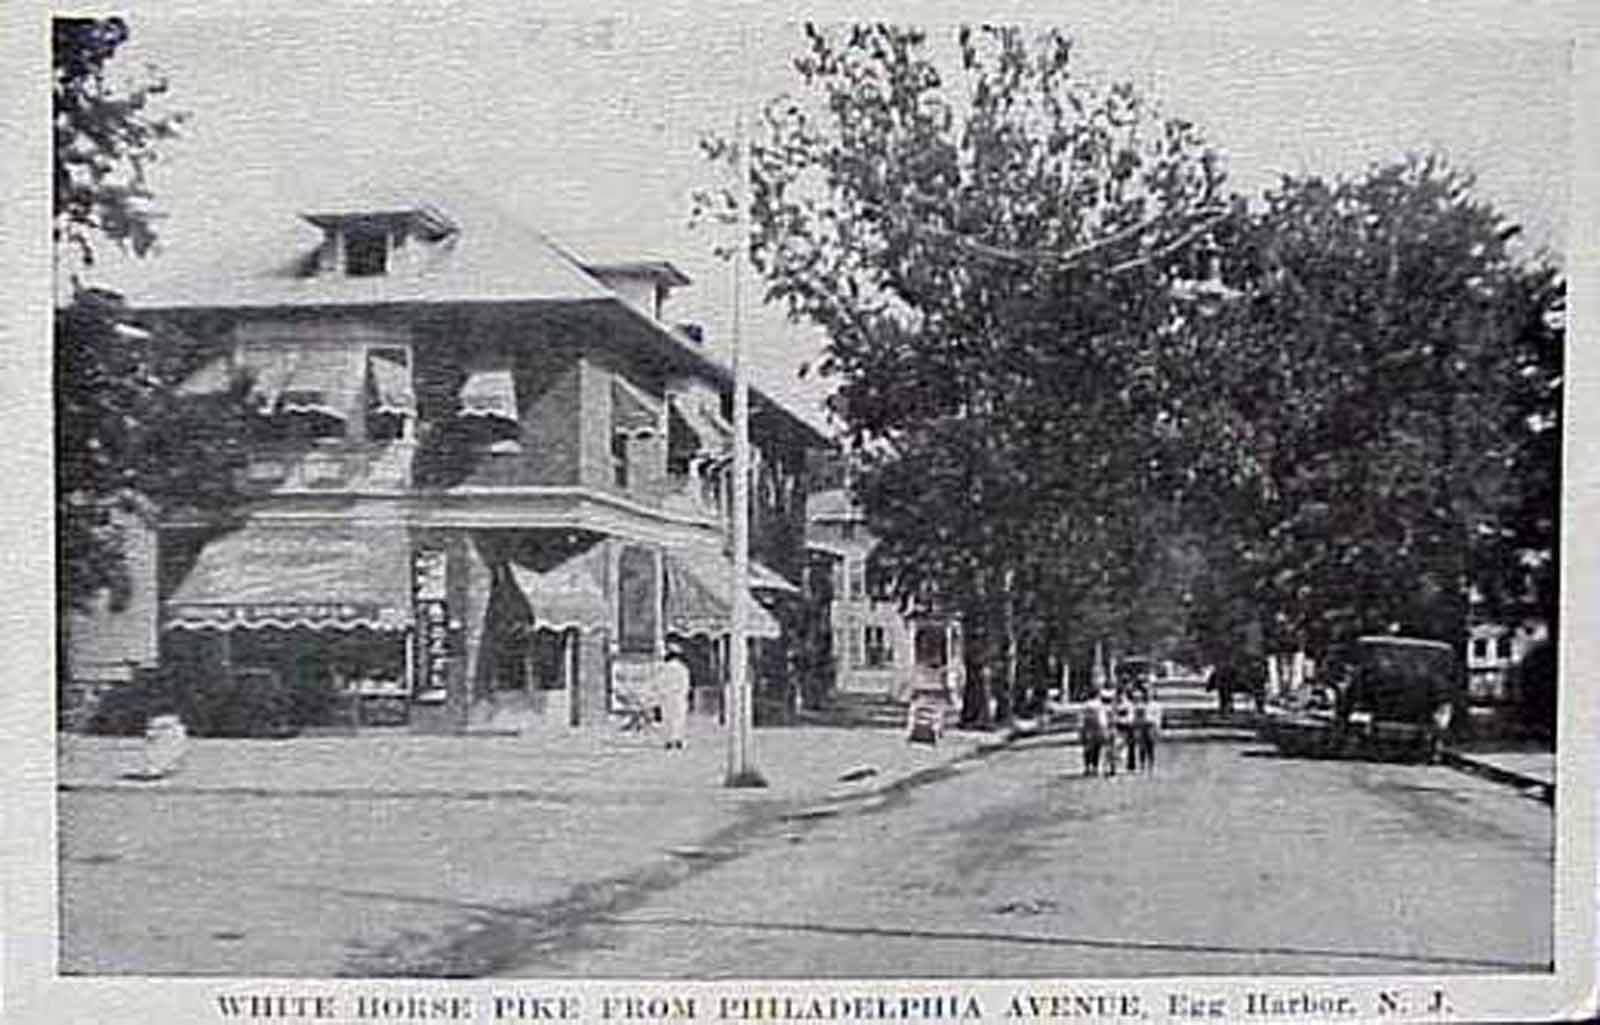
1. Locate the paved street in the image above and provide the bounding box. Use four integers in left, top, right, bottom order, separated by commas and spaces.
523, 741, 1553, 979
56, 724, 988, 976
58, 733, 1552, 978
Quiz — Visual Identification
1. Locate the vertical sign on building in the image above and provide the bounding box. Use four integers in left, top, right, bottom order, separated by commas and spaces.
412, 549, 450, 695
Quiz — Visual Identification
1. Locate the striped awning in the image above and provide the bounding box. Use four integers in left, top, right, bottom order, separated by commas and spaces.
368, 350, 416, 417
664, 549, 781, 640
459, 352, 519, 423
669, 393, 731, 459
612, 378, 660, 436
175, 356, 233, 397
506, 548, 610, 634
278, 347, 360, 419
748, 560, 801, 595
164, 523, 412, 632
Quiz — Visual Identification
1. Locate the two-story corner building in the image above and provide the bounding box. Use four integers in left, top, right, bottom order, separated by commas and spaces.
106, 184, 828, 734
804, 487, 961, 700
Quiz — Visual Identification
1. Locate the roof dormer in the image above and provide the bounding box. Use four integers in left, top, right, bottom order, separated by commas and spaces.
301, 205, 458, 278
583, 260, 691, 320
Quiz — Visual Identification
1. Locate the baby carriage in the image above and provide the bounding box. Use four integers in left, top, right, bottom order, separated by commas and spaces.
906, 687, 950, 745
612, 688, 659, 734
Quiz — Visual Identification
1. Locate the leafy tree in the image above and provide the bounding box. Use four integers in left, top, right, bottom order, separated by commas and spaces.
54, 17, 180, 273
1186, 156, 1563, 662
698, 24, 1229, 724
54, 17, 255, 616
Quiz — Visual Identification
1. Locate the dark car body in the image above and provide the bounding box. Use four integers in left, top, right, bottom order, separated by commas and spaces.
1261, 636, 1463, 762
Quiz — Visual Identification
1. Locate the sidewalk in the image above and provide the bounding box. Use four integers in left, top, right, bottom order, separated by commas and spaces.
57, 721, 1004, 975
58, 720, 996, 803
1442, 748, 1556, 803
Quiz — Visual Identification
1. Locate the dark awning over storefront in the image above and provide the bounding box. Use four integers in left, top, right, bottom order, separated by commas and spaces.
664, 549, 781, 640
164, 523, 413, 632
506, 547, 610, 634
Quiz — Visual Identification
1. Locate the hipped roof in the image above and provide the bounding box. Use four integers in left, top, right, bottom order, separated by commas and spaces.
111, 178, 828, 446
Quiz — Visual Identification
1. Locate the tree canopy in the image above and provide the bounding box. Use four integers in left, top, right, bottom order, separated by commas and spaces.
1186, 156, 1564, 659
704, 25, 1563, 719
699, 24, 1234, 720
54, 16, 255, 616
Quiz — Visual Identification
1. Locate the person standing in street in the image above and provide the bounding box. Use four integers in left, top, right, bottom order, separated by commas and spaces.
1113, 687, 1137, 774
1133, 685, 1162, 773
1079, 688, 1109, 776
659, 644, 692, 750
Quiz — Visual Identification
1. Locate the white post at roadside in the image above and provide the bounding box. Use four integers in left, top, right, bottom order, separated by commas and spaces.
725, 73, 765, 788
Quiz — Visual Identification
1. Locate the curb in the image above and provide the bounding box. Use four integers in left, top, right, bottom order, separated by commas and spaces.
1441, 750, 1555, 805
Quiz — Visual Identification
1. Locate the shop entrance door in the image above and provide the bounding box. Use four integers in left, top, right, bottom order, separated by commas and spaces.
529, 629, 572, 725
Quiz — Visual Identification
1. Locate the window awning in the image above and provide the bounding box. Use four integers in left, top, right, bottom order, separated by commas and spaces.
612, 378, 660, 436
164, 523, 413, 632
664, 549, 781, 639
368, 351, 416, 417
240, 348, 296, 412
176, 356, 233, 397
669, 393, 731, 459
505, 548, 610, 634
278, 347, 360, 419
459, 352, 519, 424
748, 560, 801, 595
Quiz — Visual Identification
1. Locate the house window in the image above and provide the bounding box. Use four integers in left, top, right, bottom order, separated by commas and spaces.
344, 227, 389, 277
866, 558, 892, 602
366, 347, 413, 442
864, 625, 893, 668
1471, 637, 1489, 660
1495, 636, 1514, 661
849, 559, 866, 600
612, 431, 630, 490
841, 521, 856, 541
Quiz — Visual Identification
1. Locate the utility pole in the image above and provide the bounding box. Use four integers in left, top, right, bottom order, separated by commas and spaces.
725, 83, 766, 789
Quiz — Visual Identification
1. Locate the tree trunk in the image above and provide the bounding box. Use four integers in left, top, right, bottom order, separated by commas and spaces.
996, 566, 1019, 723
959, 578, 994, 728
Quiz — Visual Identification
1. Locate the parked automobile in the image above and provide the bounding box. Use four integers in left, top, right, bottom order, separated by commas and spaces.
1260, 636, 1463, 762
1114, 656, 1157, 691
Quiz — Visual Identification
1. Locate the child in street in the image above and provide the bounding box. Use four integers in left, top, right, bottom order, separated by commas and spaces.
1079, 689, 1109, 776
1112, 687, 1136, 775
1133, 686, 1162, 773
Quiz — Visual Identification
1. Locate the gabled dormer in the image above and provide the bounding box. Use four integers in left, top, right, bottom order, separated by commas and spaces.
301, 205, 458, 278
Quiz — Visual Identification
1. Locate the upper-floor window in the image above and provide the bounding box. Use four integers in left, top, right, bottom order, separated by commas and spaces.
611, 431, 630, 490
1471, 637, 1489, 660
864, 625, 893, 667
239, 339, 415, 446
366, 347, 413, 442
866, 557, 893, 602
848, 558, 866, 600
1495, 636, 1514, 661
344, 227, 390, 277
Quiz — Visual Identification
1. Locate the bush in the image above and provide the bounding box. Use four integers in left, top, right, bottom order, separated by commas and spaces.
181, 667, 298, 738
83, 674, 168, 736
1511, 639, 1556, 742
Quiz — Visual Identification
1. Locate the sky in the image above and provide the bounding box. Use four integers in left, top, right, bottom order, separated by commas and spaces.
101, 2, 1576, 433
